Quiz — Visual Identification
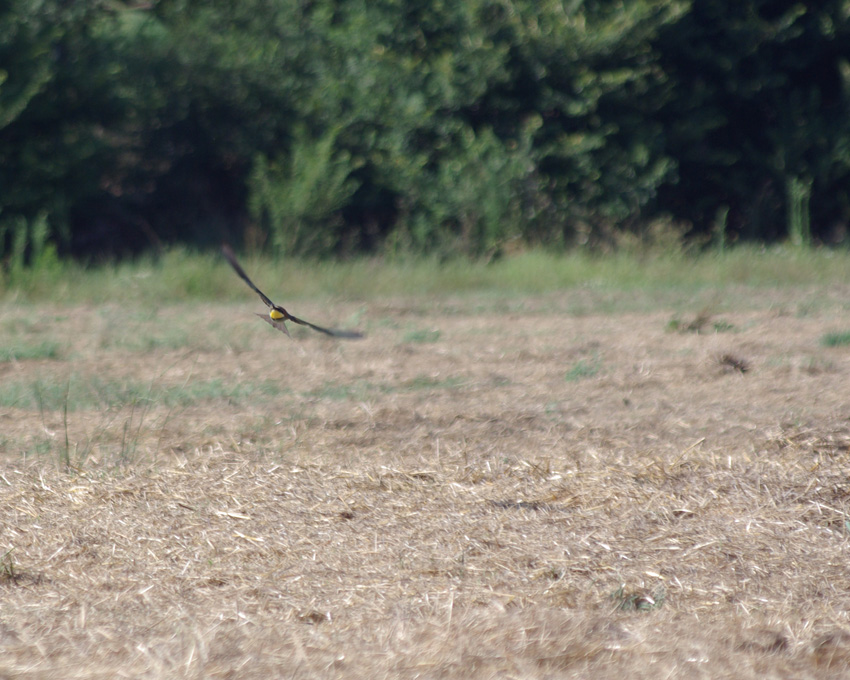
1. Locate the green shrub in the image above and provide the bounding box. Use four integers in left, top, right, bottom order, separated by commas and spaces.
248, 127, 362, 257
821, 331, 850, 348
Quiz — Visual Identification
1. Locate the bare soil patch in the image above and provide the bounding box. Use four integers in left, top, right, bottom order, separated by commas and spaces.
1, 289, 850, 678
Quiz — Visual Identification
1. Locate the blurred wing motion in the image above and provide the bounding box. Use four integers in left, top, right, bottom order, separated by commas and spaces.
222, 245, 364, 339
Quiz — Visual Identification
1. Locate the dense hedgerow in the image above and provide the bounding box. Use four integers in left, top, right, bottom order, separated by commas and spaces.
1, 0, 848, 261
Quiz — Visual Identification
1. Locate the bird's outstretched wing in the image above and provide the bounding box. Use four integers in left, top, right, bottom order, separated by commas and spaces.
287, 314, 364, 338
256, 313, 361, 338
223, 245, 364, 339
222, 244, 276, 310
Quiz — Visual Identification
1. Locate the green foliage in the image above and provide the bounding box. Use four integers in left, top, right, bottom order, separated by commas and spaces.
821, 331, 850, 348
611, 583, 666, 611
0, 1, 148, 253
0, 1, 54, 130
392, 125, 539, 255
565, 358, 600, 382
500, 0, 683, 242
248, 128, 362, 256
2, 0, 849, 260
0, 211, 60, 279
403, 328, 442, 344
5, 245, 850, 306
786, 176, 813, 247
0, 340, 61, 362
653, 0, 850, 242
0, 549, 16, 581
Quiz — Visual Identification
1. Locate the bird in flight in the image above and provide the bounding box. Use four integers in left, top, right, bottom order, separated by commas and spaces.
222, 245, 363, 339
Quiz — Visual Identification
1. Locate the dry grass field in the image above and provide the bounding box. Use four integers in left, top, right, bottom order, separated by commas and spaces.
2, 276, 850, 678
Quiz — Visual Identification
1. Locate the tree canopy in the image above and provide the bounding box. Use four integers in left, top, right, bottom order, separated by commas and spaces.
2, 0, 849, 262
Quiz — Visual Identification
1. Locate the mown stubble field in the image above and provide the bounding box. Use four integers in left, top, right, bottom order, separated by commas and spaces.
1, 284, 850, 678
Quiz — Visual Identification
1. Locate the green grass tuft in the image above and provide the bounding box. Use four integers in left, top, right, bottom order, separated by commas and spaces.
712, 320, 736, 333
611, 584, 666, 611
0, 549, 16, 581
402, 328, 441, 343
403, 375, 464, 391
305, 380, 373, 401
820, 331, 850, 347
565, 359, 600, 382
0, 340, 62, 362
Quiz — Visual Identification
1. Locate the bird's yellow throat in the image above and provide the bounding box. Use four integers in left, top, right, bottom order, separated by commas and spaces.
270, 308, 285, 320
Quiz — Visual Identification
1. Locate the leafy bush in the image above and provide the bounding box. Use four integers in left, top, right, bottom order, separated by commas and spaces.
2, 0, 848, 261
248, 127, 362, 257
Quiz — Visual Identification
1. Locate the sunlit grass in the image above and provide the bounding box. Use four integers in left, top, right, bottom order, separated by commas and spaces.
0, 376, 292, 411
2, 245, 850, 306
1, 370, 471, 412
305, 374, 465, 402
0, 340, 62, 362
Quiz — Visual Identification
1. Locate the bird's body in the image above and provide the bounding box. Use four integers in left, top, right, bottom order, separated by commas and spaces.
222, 245, 363, 339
